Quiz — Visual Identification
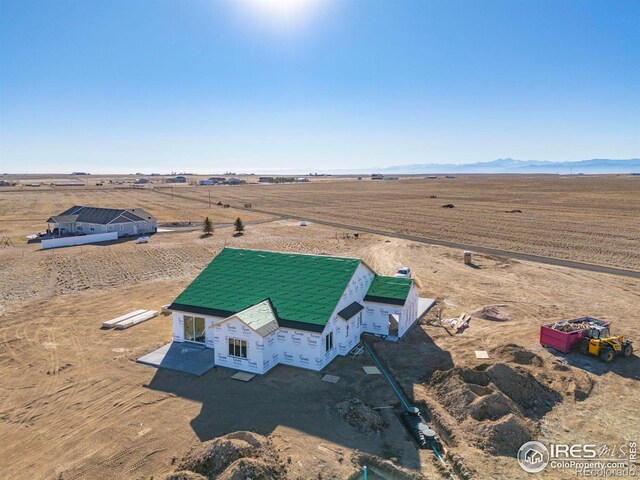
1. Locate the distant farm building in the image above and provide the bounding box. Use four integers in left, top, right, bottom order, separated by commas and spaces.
168, 248, 428, 375
371, 173, 384, 180
46, 206, 157, 237
135, 178, 150, 184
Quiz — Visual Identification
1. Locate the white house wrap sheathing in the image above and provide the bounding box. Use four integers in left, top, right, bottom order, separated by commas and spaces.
41, 231, 118, 249
102, 309, 147, 328
114, 310, 158, 329
169, 259, 424, 374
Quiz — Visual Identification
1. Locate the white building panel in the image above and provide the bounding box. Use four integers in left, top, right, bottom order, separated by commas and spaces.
213, 318, 265, 374
398, 285, 419, 337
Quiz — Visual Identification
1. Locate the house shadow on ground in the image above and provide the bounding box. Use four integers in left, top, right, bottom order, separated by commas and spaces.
144, 324, 453, 471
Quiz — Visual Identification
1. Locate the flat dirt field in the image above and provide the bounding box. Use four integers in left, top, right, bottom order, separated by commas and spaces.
0, 187, 272, 237
0, 184, 639, 480
177, 175, 640, 271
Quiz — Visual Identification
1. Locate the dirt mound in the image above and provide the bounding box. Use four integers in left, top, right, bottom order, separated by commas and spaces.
468, 391, 515, 421
470, 304, 512, 322
166, 472, 207, 480
426, 364, 556, 457
171, 431, 286, 480
470, 414, 535, 456
218, 458, 284, 480
486, 363, 559, 418
336, 398, 388, 433
490, 344, 543, 366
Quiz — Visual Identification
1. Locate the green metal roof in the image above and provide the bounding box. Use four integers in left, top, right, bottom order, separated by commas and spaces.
364, 275, 413, 305
170, 248, 361, 328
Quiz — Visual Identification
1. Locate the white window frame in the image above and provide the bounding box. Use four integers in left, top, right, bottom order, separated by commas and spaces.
325, 331, 334, 352
228, 337, 247, 359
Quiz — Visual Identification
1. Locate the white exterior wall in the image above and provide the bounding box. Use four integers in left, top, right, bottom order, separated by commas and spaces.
275, 328, 326, 371
324, 262, 374, 356
398, 285, 419, 338
171, 311, 225, 347
168, 262, 421, 375
362, 301, 403, 336
213, 318, 267, 374
41, 231, 118, 249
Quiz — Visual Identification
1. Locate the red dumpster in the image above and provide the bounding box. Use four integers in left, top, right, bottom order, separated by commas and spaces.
539, 316, 610, 353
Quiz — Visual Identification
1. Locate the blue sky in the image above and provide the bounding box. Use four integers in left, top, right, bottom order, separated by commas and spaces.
1, 0, 638, 173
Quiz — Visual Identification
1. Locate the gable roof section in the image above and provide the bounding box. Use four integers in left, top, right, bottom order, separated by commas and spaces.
229, 299, 279, 337
169, 248, 361, 332
337, 301, 364, 320
55, 206, 156, 225
47, 214, 79, 224
364, 275, 413, 306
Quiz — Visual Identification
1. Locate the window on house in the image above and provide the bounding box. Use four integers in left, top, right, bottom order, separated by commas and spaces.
325, 332, 334, 352
357, 312, 362, 328
228, 338, 247, 359
346, 323, 349, 337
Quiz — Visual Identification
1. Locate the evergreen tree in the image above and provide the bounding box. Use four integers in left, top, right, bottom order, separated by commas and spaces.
234, 217, 244, 234
203, 217, 213, 235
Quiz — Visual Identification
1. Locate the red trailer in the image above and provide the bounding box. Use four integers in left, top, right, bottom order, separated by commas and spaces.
540, 316, 610, 353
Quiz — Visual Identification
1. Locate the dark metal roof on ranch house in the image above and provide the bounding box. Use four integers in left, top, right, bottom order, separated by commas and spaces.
47, 206, 156, 225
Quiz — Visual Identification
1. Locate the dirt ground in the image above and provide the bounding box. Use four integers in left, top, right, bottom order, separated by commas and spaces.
0, 185, 639, 479
178, 175, 640, 270
0, 187, 271, 237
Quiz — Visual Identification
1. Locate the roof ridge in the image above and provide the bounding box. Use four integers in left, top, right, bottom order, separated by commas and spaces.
223, 246, 362, 261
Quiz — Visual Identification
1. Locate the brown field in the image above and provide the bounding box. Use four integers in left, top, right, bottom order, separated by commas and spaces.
178, 175, 640, 271
0, 183, 639, 480
0, 188, 271, 237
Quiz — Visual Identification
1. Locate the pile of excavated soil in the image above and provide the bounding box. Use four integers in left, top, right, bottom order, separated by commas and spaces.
424, 344, 596, 458
470, 304, 512, 322
168, 431, 286, 480
336, 398, 388, 433
469, 414, 534, 456
490, 343, 543, 366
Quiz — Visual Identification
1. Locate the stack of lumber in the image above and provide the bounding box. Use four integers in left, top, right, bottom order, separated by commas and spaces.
114, 310, 158, 329
102, 309, 158, 329
102, 309, 146, 328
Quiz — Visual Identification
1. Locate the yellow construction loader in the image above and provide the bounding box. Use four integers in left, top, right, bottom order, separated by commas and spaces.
580, 325, 633, 362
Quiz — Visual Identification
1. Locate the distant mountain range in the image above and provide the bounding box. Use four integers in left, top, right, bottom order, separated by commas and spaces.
379, 158, 640, 174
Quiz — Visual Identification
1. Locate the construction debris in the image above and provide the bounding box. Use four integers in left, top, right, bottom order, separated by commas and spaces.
550, 319, 604, 332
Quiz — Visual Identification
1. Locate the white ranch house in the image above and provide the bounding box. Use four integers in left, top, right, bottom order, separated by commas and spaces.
46, 205, 157, 237
168, 248, 424, 375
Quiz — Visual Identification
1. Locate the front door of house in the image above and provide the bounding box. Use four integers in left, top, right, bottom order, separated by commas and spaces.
184, 315, 205, 343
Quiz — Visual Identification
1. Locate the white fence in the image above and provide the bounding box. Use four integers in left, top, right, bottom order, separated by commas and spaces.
41, 232, 118, 250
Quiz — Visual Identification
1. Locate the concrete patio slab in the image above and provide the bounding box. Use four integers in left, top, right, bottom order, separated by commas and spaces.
231, 371, 256, 382
417, 297, 436, 319
321, 374, 341, 383
363, 366, 381, 375
137, 342, 215, 376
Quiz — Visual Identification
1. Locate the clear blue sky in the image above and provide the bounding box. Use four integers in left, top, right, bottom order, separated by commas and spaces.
1, 0, 638, 173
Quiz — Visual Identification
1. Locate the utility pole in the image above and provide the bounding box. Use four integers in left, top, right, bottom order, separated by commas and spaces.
208, 189, 211, 207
